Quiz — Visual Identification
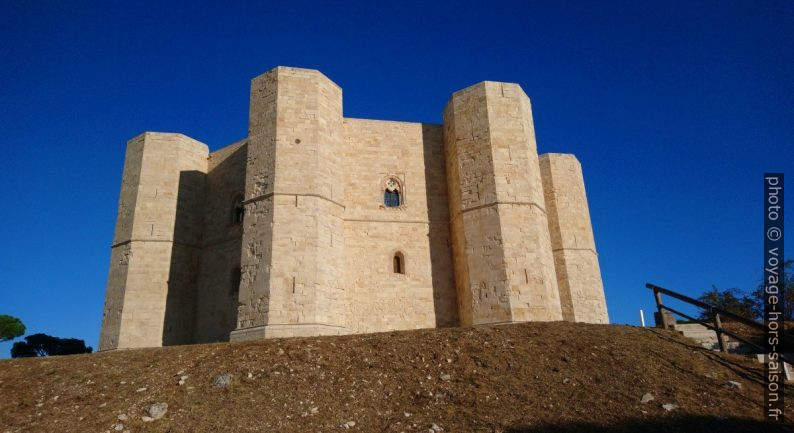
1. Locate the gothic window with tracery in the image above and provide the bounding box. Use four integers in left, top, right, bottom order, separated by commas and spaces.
384, 178, 401, 207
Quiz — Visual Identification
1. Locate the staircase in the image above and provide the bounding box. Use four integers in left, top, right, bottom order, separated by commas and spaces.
674, 323, 741, 351
674, 323, 794, 381
648, 283, 792, 381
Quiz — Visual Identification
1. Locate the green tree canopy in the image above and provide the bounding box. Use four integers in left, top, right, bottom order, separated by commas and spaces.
10, 333, 92, 358
0, 315, 25, 342
697, 286, 755, 322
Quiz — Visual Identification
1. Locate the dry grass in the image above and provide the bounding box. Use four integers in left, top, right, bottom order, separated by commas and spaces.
0, 322, 790, 432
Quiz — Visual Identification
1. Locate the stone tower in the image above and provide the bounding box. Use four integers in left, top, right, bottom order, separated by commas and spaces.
443, 82, 563, 326
99, 66, 608, 351
99, 133, 208, 349
230, 67, 348, 340
540, 154, 609, 323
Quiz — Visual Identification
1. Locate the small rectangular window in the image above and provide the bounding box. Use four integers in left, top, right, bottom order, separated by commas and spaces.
231, 267, 241, 295
393, 253, 404, 274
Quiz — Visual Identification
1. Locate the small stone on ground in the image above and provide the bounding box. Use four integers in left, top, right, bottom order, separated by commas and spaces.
146, 402, 168, 420
213, 373, 232, 388
724, 380, 742, 389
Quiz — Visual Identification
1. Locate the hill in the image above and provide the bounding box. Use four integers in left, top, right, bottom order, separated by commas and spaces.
0, 322, 789, 432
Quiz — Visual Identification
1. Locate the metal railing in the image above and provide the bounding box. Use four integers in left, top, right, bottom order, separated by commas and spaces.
647, 282, 768, 355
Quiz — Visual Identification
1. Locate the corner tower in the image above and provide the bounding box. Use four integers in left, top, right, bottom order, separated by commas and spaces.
99, 133, 208, 350
443, 82, 563, 326
540, 154, 608, 323
231, 67, 347, 340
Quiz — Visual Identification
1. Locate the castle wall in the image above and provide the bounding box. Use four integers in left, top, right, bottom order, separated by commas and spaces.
232, 67, 347, 340
193, 139, 247, 343
443, 82, 563, 326
99, 133, 208, 350
234, 70, 278, 334
99, 133, 144, 351
540, 153, 609, 323
101, 66, 608, 348
342, 119, 457, 333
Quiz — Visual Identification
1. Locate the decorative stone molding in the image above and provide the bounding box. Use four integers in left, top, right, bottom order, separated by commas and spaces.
380, 174, 406, 210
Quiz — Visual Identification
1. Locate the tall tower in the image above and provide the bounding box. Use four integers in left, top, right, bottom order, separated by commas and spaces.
231, 67, 347, 340
99, 132, 208, 350
540, 154, 608, 323
443, 82, 563, 326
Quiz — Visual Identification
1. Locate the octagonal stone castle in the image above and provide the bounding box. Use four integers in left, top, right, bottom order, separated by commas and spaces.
99, 66, 608, 350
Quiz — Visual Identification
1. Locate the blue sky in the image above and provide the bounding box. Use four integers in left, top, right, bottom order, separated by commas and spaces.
0, 1, 791, 356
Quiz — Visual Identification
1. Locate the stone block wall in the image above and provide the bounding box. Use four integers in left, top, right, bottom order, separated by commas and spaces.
100, 66, 608, 349
100, 133, 208, 350
443, 82, 563, 326
342, 119, 457, 333
539, 153, 609, 323
231, 67, 347, 341
193, 139, 247, 343
234, 69, 278, 334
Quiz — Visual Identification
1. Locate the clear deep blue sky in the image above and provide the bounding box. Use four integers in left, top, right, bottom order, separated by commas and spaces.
1, 1, 791, 355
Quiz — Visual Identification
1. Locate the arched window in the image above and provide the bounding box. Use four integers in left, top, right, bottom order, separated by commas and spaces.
384, 177, 401, 207
232, 194, 245, 224
384, 190, 400, 207
393, 252, 405, 274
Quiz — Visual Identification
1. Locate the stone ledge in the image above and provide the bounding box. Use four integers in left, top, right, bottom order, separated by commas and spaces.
230, 324, 349, 341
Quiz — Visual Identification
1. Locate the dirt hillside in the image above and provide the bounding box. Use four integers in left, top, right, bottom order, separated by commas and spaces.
0, 322, 790, 433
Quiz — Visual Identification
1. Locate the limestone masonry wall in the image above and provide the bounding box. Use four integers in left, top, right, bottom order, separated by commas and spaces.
100, 66, 608, 350
342, 119, 457, 334
443, 82, 562, 326
100, 133, 208, 350
539, 154, 608, 324
194, 139, 247, 343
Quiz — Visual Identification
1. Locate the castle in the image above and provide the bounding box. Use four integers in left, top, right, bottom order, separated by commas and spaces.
99, 66, 608, 351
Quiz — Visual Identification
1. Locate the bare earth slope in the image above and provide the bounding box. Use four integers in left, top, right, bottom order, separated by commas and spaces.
0, 322, 790, 433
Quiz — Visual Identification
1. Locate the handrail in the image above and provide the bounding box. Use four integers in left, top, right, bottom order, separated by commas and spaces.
646, 283, 765, 330
645, 282, 784, 360
659, 304, 765, 353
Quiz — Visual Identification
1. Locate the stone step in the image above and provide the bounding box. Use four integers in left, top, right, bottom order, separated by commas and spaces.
679, 330, 709, 336
684, 335, 720, 342
684, 331, 718, 336
699, 341, 741, 350
681, 330, 741, 341
675, 323, 710, 332
682, 331, 719, 338
673, 323, 748, 353
755, 354, 794, 381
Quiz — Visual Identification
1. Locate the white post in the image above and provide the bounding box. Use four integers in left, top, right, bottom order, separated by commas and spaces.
639, 309, 646, 327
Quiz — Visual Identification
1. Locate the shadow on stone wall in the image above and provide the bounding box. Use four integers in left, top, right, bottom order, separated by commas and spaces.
162, 170, 206, 346
506, 415, 788, 433
192, 143, 246, 343
422, 124, 459, 327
